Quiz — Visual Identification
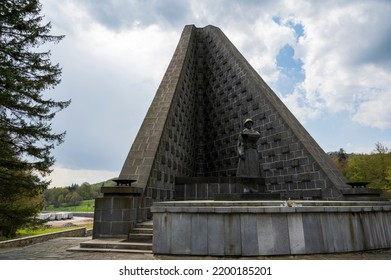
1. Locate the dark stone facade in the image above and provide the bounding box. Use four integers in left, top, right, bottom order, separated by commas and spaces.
118, 25, 349, 219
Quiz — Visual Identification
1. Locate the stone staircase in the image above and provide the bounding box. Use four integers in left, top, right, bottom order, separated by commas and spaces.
69, 220, 153, 254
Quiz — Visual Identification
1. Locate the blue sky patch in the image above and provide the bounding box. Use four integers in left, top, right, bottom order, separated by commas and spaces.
275, 44, 305, 95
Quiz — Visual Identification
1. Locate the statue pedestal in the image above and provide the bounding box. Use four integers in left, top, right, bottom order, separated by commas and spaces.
175, 177, 275, 201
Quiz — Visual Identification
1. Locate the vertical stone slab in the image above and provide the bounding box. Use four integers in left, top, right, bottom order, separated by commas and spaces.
153, 213, 171, 254
360, 212, 375, 250
287, 213, 306, 254
191, 214, 208, 255
241, 214, 259, 256
349, 212, 365, 251
224, 214, 241, 255
302, 213, 325, 254
271, 213, 290, 255
337, 212, 352, 252
373, 212, 387, 248
208, 214, 225, 255
171, 213, 192, 254
384, 211, 391, 247
319, 212, 335, 252
256, 213, 275, 255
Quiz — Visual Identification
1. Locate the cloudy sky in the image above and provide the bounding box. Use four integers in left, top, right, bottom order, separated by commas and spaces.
39, 0, 391, 187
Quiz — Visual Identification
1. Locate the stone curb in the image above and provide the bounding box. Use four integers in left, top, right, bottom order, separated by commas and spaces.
0, 227, 89, 249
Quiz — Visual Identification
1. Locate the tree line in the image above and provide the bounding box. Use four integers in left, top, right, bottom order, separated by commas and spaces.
43, 183, 102, 208
329, 142, 391, 189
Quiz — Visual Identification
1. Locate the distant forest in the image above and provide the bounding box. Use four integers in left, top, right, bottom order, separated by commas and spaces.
44, 180, 115, 208
328, 142, 391, 190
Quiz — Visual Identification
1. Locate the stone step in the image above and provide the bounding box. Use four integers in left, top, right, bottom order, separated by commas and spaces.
68, 246, 152, 254
72, 220, 154, 254
80, 239, 152, 251
132, 227, 153, 234
136, 221, 153, 228
126, 233, 153, 242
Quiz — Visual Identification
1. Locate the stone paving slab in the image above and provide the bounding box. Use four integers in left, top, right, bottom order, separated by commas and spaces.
0, 236, 391, 260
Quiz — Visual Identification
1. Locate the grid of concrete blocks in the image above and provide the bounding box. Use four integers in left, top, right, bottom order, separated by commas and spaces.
118, 25, 348, 218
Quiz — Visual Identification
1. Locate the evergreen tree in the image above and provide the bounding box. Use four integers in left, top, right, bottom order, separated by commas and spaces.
0, 0, 70, 237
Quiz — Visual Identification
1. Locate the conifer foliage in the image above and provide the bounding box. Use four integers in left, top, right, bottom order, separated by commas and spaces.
0, 0, 70, 237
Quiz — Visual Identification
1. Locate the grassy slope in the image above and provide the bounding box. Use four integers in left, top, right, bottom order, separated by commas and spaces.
46, 199, 95, 212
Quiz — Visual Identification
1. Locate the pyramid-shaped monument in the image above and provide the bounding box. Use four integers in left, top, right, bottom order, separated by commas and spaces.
114, 25, 349, 218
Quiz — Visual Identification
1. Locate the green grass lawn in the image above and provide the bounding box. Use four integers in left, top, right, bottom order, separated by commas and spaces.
46, 199, 95, 212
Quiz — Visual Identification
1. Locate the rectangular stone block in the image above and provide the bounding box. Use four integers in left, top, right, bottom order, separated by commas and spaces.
302, 213, 325, 253
171, 213, 192, 254
224, 214, 241, 255
271, 214, 290, 255
110, 221, 131, 236
191, 214, 208, 255
197, 183, 207, 200
287, 213, 306, 254
256, 214, 275, 255
94, 197, 113, 210
241, 215, 259, 256
207, 214, 225, 255
153, 213, 171, 254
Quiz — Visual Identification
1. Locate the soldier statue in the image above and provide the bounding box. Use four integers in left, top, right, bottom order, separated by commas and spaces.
236, 118, 261, 178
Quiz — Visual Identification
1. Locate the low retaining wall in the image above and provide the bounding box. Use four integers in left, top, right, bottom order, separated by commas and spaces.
151, 200, 391, 256
0, 227, 87, 249
73, 212, 94, 218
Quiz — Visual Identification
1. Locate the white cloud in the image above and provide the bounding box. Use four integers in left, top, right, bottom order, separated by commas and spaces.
272, 1, 391, 129
38, 0, 391, 184
352, 89, 391, 129
49, 166, 118, 187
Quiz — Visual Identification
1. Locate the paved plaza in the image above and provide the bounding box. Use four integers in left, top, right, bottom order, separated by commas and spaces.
1, 236, 391, 260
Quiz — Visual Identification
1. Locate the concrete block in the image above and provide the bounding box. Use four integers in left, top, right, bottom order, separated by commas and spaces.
111, 221, 131, 236
287, 213, 306, 254
197, 183, 208, 200
241, 215, 259, 256
101, 209, 113, 222
348, 212, 365, 251
319, 213, 340, 253
337, 213, 353, 252
153, 213, 171, 254
372, 212, 387, 248
111, 209, 125, 221
256, 214, 275, 255
94, 197, 113, 210
207, 214, 225, 255
112, 197, 139, 209
383, 212, 391, 247
208, 183, 219, 198
99, 222, 112, 235
191, 214, 208, 255
360, 212, 375, 250
302, 213, 325, 253
271, 214, 290, 255
224, 214, 241, 255
171, 213, 192, 254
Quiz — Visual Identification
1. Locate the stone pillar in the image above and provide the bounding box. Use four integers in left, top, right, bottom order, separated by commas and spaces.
92, 185, 142, 239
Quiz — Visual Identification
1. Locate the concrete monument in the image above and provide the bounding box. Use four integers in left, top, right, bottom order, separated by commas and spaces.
91, 25, 389, 257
